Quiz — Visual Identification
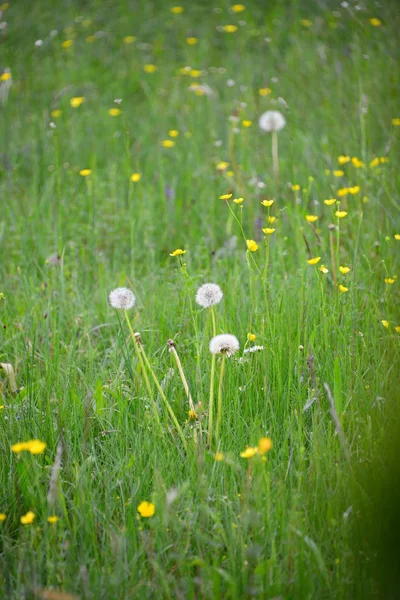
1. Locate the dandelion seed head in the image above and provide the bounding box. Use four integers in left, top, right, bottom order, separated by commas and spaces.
196, 283, 223, 308
258, 110, 286, 132
109, 287, 136, 310
209, 334, 239, 357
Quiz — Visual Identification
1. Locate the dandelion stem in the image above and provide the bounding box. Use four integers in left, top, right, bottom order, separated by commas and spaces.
272, 131, 279, 180
123, 312, 162, 429
168, 340, 195, 411
138, 337, 187, 451
210, 306, 217, 337
215, 355, 226, 442
208, 353, 216, 446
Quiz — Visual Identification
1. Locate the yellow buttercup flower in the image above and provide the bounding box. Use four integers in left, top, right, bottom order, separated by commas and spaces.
291, 184, 300, 191
384, 278, 395, 284
130, 173, 141, 182
333, 170, 344, 177
169, 130, 179, 137
188, 69, 201, 77
137, 501, 155, 517
351, 157, 364, 168
170, 249, 186, 256
379, 157, 389, 164
337, 188, 349, 197
223, 25, 238, 33
339, 266, 350, 274
231, 3, 246, 12
28, 440, 47, 454
70, 96, 85, 108
369, 18, 381, 26
21, 511, 35, 525
108, 108, 121, 116
324, 198, 336, 206
246, 240, 258, 252
258, 437, 272, 455
339, 285, 348, 293
216, 161, 229, 170
338, 155, 350, 164
188, 409, 198, 420
51, 109, 62, 118
247, 333, 256, 341
215, 451, 225, 461
348, 186, 360, 195
242, 120, 252, 127
369, 157, 380, 168
233, 197, 243, 204
0, 72, 11, 81
161, 139, 175, 148
305, 215, 318, 223
47, 516, 59, 524
307, 257, 321, 265
240, 446, 258, 459
262, 228, 275, 235
170, 6, 184, 13
0, 513, 6, 522
395, 234, 400, 240
261, 199, 274, 207
123, 36, 136, 44
395, 326, 400, 333
61, 40, 73, 49
392, 118, 400, 126
259, 87, 271, 96
79, 169, 92, 176
268, 216, 276, 224
144, 64, 157, 73
186, 37, 198, 45
86, 35, 96, 43
381, 320, 389, 328
319, 265, 329, 274
219, 193, 232, 200
335, 210, 348, 218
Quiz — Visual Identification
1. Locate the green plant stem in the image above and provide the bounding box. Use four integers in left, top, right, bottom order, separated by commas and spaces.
215, 354, 226, 443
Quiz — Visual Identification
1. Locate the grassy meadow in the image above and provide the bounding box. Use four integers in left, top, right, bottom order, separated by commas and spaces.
1, 0, 400, 598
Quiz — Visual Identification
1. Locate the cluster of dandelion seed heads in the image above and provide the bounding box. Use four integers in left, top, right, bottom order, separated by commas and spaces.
244, 345, 265, 354
196, 283, 223, 308
109, 287, 136, 310
209, 334, 240, 357
258, 110, 286, 132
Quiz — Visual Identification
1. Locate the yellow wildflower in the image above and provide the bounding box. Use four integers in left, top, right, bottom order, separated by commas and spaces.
0, 513, 6, 522
51, 109, 62, 118
219, 193, 232, 200
170, 249, 186, 256
324, 198, 337, 206
351, 157, 364, 168
223, 25, 238, 33
261, 199, 274, 207
268, 216, 276, 224
144, 64, 157, 73
28, 440, 47, 454
108, 108, 121, 117
231, 4, 246, 12
240, 446, 258, 459
301, 19, 313, 27
258, 437, 272, 455
61, 40, 73, 49
395, 234, 400, 240
137, 501, 155, 517
392, 118, 400, 126
246, 240, 258, 252
47, 516, 59, 524
227, 170, 234, 177
123, 36, 136, 44
0, 72, 11, 82
348, 186, 360, 194
394, 326, 400, 333
161, 139, 175, 148
333, 170, 344, 177
369, 157, 380, 168
86, 35, 96, 43
381, 320, 389, 328
216, 161, 229, 170
338, 155, 350, 164
307, 257, 321, 265
319, 265, 329, 274
130, 173, 141, 182
70, 96, 85, 108
233, 197, 243, 204
262, 228, 275, 235
169, 130, 179, 137
189, 69, 201, 77
384, 278, 395, 284
369, 18, 381, 26
380, 157, 389, 163
170, 6, 184, 13
259, 87, 272, 96
335, 210, 348, 218
79, 169, 92, 176
337, 187, 349, 197
242, 120, 252, 127
339, 285, 348, 293
188, 409, 198, 420
305, 215, 318, 223
20, 511, 35, 525
215, 451, 225, 461
339, 266, 350, 274
291, 184, 300, 191
247, 333, 256, 341
186, 37, 198, 45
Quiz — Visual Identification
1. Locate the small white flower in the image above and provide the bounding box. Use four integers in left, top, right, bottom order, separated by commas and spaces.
35, 39, 44, 47
109, 287, 136, 310
209, 334, 239, 357
243, 345, 264, 354
196, 283, 223, 308
259, 110, 286, 132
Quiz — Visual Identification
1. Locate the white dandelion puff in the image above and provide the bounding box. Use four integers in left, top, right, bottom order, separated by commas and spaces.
196, 283, 223, 308
108, 287, 136, 310
209, 334, 239, 357
258, 110, 286, 132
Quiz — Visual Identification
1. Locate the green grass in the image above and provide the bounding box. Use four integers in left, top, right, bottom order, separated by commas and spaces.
1, 0, 400, 598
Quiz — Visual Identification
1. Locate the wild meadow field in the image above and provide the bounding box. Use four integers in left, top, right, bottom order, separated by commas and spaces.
1, 0, 400, 598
